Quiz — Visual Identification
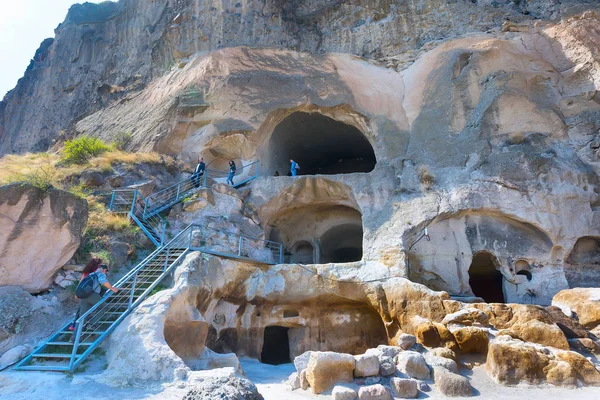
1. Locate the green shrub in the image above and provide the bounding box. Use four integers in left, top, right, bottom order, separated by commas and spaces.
61, 136, 113, 165
113, 131, 132, 150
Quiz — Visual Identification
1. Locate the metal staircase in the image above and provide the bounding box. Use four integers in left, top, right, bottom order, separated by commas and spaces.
13, 161, 281, 372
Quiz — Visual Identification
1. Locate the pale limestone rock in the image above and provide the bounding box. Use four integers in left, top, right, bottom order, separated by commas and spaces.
379, 356, 396, 377
357, 384, 392, 400
449, 326, 489, 354
306, 351, 355, 394
354, 353, 380, 377
432, 367, 473, 397
299, 369, 310, 390
294, 351, 312, 373
0, 184, 87, 292
395, 351, 430, 380
442, 308, 489, 327
287, 372, 300, 390
0, 344, 32, 369
397, 334, 417, 350
390, 377, 418, 399
553, 289, 600, 329
332, 386, 358, 400
424, 353, 459, 374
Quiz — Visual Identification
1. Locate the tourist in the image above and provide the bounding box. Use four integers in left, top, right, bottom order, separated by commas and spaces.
227, 160, 236, 185
68, 257, 102, 331
73, 264, 118, 332
192, 157, 206, 188
290, 159, 300, 176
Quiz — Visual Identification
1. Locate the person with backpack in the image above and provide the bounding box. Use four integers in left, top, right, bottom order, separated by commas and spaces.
68, 258, 102, 331
290, 159, 300, 176
227, 160, 236, 185
191, 157, 206, 188
74, 264, 118, 326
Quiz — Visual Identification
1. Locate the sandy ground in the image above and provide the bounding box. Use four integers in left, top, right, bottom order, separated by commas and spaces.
1, 357, 600, 400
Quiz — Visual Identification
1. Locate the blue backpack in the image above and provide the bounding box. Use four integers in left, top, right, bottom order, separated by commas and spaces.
75, 273, 99, 299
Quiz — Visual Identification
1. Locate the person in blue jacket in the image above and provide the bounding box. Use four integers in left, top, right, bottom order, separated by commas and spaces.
290, 159, 300, 176
227, 160, 236, 185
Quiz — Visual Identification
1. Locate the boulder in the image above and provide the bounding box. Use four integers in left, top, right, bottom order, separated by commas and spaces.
442, 308, 489, 326
294, 351, 312, 373
424, 352, 459, 373
379, 356, 396, 377
110, 241, 129, 266
182, 377, 263, 400
212, 183, 244, 200
354, 353, 380, 377
0, 344, 33, 370
473, 303, 569, 350
395, 351, 430, 380
390, 377, 418, 399
306, 351, 355, 394
450, 326, 489, 353
287, 372, 300, 390
332, 386, 358, 400
397, 333, 417, 350
357, 384, 392, 400
106, 174, 125, 188
432, 367, 473, 397
429, 347, 457, 361
0, 184, 88, 292
415, 321, 457, 350
80, 170, 105, 187
568, 338, 600, 354
545, 305, 589, 339
485, 336, 600, 387
299, 369, 310, 390
553, 288, 600, 329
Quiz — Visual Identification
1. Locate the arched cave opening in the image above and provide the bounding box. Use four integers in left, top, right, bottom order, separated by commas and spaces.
468, 252, 505, 303
320, 223, 363, 263
261, 326, 291, 365
290, 241, 314, 264
565, 236, 600, 287
269, 205, 363, 264
266, 112, 376, 176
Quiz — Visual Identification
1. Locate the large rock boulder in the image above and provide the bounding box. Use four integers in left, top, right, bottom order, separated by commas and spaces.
485, 336, 600, 387
306, 351, 355, 394
395, 351, 430, 380
182, 377, 263, 400
473, 304, 569, 350
553, 289, 600, 330
0, 183, 88, 292
432, 367, 473, 397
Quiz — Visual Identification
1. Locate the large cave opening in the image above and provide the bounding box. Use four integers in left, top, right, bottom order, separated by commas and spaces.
266, 111, 376, 176
320, 223, 363, 263
261, 326, 291, 365
268, 205, 363, 264
468, 251, 505, 303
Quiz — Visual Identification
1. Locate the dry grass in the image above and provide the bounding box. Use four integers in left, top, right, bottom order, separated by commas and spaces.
0, 150, 163, 187
0, 149, 163, 262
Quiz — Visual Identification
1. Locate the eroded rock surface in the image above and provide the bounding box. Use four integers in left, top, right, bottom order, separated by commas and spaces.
0, 183, 88, 293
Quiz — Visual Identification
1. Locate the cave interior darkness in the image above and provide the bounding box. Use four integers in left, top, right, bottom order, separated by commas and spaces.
468, 251, 505, 303
266, 111, 376, 176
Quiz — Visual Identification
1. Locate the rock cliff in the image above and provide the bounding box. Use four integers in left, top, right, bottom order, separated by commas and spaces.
1, 0, 599, 154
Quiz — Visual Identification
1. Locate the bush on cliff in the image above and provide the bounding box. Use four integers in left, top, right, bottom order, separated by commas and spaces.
61, 136, 113, 165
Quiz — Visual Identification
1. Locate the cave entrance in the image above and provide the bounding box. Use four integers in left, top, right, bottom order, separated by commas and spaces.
290, 241, 314, 264
468, 252, 505, 303
266, 111, 376, 176
320, 223, 363, 263
261, 326, 291, 365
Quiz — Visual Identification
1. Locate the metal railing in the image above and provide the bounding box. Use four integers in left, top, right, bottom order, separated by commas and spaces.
13, 223, 282, 371
109, 189, 167, 247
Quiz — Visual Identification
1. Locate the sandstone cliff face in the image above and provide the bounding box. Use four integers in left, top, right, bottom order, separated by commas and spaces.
1, 0, 598, 154
0, 183, 88, 293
